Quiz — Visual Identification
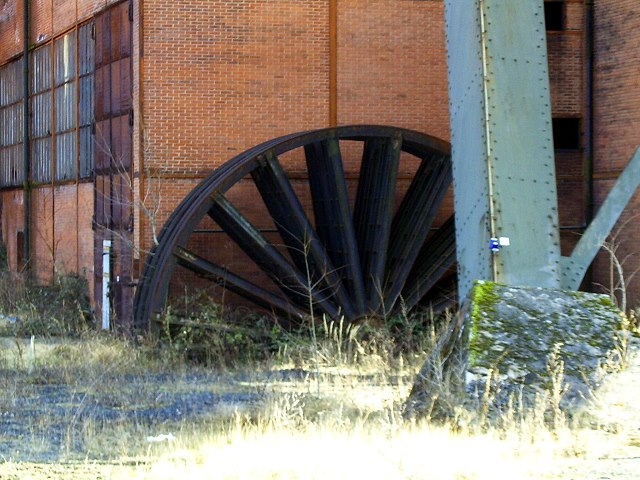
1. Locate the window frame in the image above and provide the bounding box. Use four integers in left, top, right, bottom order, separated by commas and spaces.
0, 20, 95, 190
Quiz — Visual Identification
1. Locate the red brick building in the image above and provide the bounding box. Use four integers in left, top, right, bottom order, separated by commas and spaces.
0, 0, 638, 323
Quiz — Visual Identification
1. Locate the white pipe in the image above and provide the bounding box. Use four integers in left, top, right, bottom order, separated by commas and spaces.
102, 240, 112, 330
28, 335, 35, 375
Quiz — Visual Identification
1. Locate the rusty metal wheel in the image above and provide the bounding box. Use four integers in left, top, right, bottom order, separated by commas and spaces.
133, 125, 455, 330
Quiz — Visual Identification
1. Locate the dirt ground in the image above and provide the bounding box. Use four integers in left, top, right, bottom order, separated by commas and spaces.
0, 342, 639, 479
551, 341, 640, 479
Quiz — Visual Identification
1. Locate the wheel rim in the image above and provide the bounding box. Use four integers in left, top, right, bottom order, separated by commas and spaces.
134, 125, 456, 329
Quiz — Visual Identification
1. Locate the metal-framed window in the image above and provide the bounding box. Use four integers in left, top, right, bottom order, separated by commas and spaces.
53, 30, 78, 181
0, 21, 95, 189
31, 44, 53, 183
78, 22, 95, 179
0, 61, 24, 187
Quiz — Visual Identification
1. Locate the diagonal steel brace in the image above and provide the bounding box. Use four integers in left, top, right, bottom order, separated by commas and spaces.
561, 147, 640, 289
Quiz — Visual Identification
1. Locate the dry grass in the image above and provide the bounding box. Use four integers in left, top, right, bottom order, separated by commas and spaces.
0, 309, 638, 478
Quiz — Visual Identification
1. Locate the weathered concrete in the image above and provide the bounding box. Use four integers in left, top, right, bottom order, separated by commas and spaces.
406, 281, 624, 418
467, 281, 622, 398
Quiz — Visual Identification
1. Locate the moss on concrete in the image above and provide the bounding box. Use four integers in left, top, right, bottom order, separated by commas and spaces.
465, 282, 622, 400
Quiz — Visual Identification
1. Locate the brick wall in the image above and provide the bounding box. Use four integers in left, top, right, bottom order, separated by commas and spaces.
138, 0, 453, 263
565, 0, 586, 31
5, 0, 630, 313
337, 0, 449, 140
30, 186, 55, 284
0, 190, 24, 271
142, 0, 330, 177
548, 33, 583, 116
0, 0, 121, 59
592, 0, 640, 306
77, 182, 94, 301
0, 0, 23, 60
51, 184, 79, 274
20, 183, 95, 301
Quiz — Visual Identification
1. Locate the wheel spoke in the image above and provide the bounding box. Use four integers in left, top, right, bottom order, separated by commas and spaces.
383, 153, 452, 313
304, 138, 366, 314
174, 246, 306, 319
134, 126, 455, 330
399, 216, 456, 312
208, 192, 341, 318
353, 134, 402, 312
251, 150, 357, 318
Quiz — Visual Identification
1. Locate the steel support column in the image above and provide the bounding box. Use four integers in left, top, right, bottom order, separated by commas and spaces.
444, 0, 561, 300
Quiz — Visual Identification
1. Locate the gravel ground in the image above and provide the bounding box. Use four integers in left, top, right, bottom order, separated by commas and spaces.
552, 341, 640, 479
0, 364, 396, 463
0, 370, 265, 462
0, 340, 638, 478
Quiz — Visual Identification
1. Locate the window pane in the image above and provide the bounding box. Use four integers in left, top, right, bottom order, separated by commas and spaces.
79, 126, 94, 178
0, 61, 23, 107
31, 91, 52, 138
552, 117, 581, 150
32, 137, 53, 183
55, 131, 77, 181
79, 75, 94, 126
79, 23, 95, 76
55, 83, 77, 132
31, 46, 52, 94
544, 2, 564, 31
1, 103, 24, 146
0, 149, 9, 187
54, 31, 77, 86
0, 145, 24, 187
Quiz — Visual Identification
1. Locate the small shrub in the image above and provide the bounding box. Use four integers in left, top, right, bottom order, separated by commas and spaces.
159, 297, 284, 368
0, 271, 26, 317
0, 273, 92, 337
0, 240, 8, 271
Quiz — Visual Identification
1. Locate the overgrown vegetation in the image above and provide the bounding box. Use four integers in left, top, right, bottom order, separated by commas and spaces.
0, 311, 637, 478
0, 266, 639, 478
0, 271, 92, 337
157, 290, 446, 372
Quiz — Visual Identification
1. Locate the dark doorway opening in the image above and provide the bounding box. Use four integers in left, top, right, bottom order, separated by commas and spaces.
552, 117, 581, 150
545, 1, 565, 31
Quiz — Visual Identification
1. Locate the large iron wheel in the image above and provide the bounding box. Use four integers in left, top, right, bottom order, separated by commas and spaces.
133, 125, 455, 330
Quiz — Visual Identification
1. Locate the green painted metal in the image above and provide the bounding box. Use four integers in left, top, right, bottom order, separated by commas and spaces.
562, 148, 640, 290
444, 1, 493, 300
445, 0, 561, 300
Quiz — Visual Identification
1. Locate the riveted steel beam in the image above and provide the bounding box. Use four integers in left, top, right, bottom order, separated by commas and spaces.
562, 148, 640, 290
445, 0, 561, 299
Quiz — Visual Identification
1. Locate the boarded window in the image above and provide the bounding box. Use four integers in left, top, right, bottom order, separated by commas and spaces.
54, 31, 78, 181
0, 61, 25, 187
31, 45, 53, 183
92, 0, 134, 327
1, 21, 95, 189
